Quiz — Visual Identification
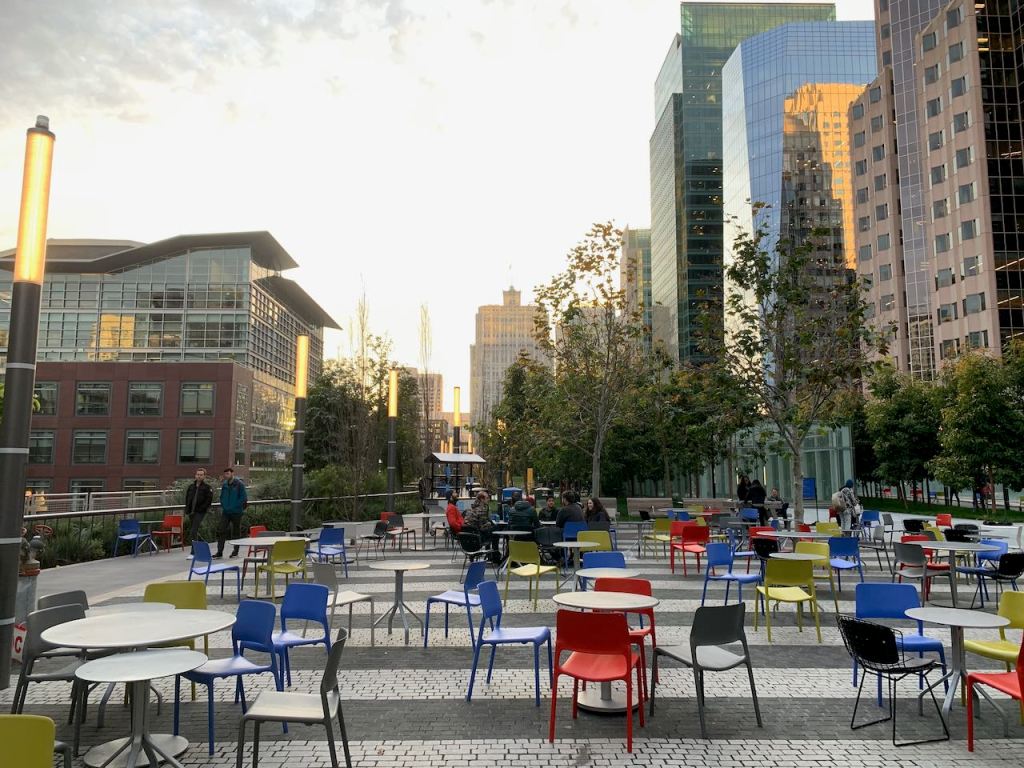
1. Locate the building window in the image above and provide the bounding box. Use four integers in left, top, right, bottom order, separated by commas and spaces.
871, 115, 884, 133
955, 147, 973, 169
881, 23, 891, 39
874, 174, 887, 191
879, 264, 893, 281
930, 165, 946, 185
859, 244, 872, 262
966, 330, 989, 349
72, 431, 107, 464
938, 302, 958, 323
70, 479, 105, 495
854, 131, 866, 148
936, 268, 955, 288
953, 112, 970, 133
940, 338, 961, 360
925, 64, 940, 85
855, 159, 868, 176
28, 431, 55, 464
857, 187, 869, 204
181, 383, 215, 416
962, 255, 981, 278
26, 479, 52, 493
862, 272, 874, 290
958, 183, 976, 205
127, 383, 163, 416
946, 6, 961, 27
923, 32, 937, 52
935, 233, 951, 253
872, 145, 886, 162
882, 50, 892, 67
926, 97, 942, 118
34, 382, 58, 416
961, 220, 978, 241
125, 430, 160, 464
858, 216, 871, 232
876, 203, 889, 222
75, 382, 111, 416
964, 293, 986, 314
878, 233, 891, 252
880, 294, 896, 311
178, 431, 213, 463
123, 479, 159, 491
949, 42, 964, 62
951, 77, 967, 98
869, 86, 882, 104
933, 199, 949, 219
928, 130, 944, 151
864, 303, 876, 319
851, 103, 864, 120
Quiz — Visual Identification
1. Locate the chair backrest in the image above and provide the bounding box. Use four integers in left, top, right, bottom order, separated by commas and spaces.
555, 609, 630, 656
508, 540, 540, 565
249, 525, 268, 537
37, 590, 89, 611
763, 558, 814, 588
997, 591, 1024, 630
0, 714, 56, 768
739, 508, 759, 522
577, 530, 612, 552
752, 538, 779, 560
829, 536, 859, 558
671, 510, 691, 521
651, 518, 672, 534
855, 582, 920, 620
795, 541, 830, 561
903, 518, 925, 533
391, 513, 406, 527
26, 604, 85, 660
534, 526, 563, 547
860, 510, 880, 524
924, 525, 946, 541
587, 520, 611, 532
668, 520, 690, 538
191, 540, 214, 564
320, 629, 349, 698
281, 582, 329, 625
117, 519, 140, 535
748, 526, 775, 540
837, 615, 901, 668
259, 530, 287, 537
457, 531, 483, 554
582, 551, 626, 569
978, 539, 1009, 560
311, 562, 339, 592
144, 580, 206, 610
997, 552, 1024, 578
271, 538, 307, 563
943, 529, 971, 543
682, 525, 710, 544
882, 513, 895, 526
563, 521, 587, 541
705, 541, 734, 569
935, 513, 953, 527
161, 514, 182, 529
463, 560, 489, 592
893, 541, 927, 567
593, 576, 652, 598
318, 527, 345, 547
371, 520, 389, 536
796, 523, 812, 533
476, 580, 504, 625
901, 534, 929, 544
691, 602, 746, 650
233, 599, 277, 653
954, 523, 980, 533
815, 521, 840, 534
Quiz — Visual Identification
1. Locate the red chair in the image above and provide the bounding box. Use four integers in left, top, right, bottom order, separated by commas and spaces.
594, 577, 658, 693
935, 513, 953, 528
246, 525, 268, 557
670, 525, 709, 575
151, 514, 184, 552
549, 610, 645, 752
966, 636, 1024, 751
902, 534, 949, 571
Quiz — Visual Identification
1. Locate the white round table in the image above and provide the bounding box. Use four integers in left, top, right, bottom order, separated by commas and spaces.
226, 535, 304, 549
919, 541, 1002, 608
553, 540, 600, 589
552, 590, 659, 713
769, 552, 822, 561
86, 602, 174, 617
906, 606, 1009, 717
368, 561, 430, 645
76, 649, 207, 768
574, 567, 641, 591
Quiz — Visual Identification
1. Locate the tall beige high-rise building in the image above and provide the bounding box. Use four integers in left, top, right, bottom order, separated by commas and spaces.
469, 288, 549, 427
402, 369, 443, 422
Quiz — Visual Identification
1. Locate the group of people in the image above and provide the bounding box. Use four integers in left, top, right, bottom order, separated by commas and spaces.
736, 475, 787, 525
184, 466, 249, 558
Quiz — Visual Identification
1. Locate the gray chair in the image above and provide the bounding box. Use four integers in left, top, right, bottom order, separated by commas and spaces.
11, 604, 88, 715
649, 602, 761, 738
236, 629, 352, 768
860, 524, 891, 573
882, 513, 896, 544
892, 542, 941, 598
310, 563, 375, 646
37, 590, 89, 611
55, 739, 72, 768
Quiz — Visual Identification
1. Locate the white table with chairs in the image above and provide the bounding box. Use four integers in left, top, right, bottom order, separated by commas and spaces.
574, 567, 640, 591
85, 601, 174, 617
918, 541, 1002, 608
368, 561, 431, 645
553, 540, 599, 589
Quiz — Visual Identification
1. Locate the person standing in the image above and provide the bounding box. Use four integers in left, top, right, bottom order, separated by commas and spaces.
185, 468, 213, 554
215, 467, 247, 559
747, 478, 768, 525
837, 479, 860, 532
737, 475, 751, 505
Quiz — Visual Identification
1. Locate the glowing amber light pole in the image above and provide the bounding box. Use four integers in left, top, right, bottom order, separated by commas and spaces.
290, 335, 309, 531
386, 369, 398, 512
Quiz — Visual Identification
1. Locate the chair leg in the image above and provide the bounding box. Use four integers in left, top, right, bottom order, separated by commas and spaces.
533, 642, 542, 706
746, 659, 763, 727
695, 667, 707, 739
323, 718, 339, 768
337, 706, 353, 768
253, 721, 261, 768
548, 672, 560, 743
423, 601, 433, 649
466, 640, 484, 701
236, 718, 247, 768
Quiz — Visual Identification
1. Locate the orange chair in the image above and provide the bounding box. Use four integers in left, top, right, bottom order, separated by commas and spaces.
935, 513, 953, 527
903, 534, 950, 571
151, 514, 184, 552
966, 637, 1024, 751
594, 577, 658, 694
670, 525, 709, 575
549, 610, 645, 752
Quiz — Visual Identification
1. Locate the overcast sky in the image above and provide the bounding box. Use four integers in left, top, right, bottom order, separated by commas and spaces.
0, 0, 874, 412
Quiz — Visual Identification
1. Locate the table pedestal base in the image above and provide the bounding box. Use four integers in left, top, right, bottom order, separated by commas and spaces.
84, 679, 190, 768
920, 625, 964, 718
371, 571, 422, 645
576, 681, 641, 714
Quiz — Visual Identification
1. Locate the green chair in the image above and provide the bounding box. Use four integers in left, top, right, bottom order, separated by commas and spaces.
145, 581, 208, 700
642, 518, 673, 558
577, 530, 612, 552
504, 540, 558, 610
256, 539, 308, 600
754, 559, 822, 643
0, 714, 66, 768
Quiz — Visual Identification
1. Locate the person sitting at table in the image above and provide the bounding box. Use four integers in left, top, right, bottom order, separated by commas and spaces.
555, 491, 584, 529
767, 487, 789, 519
508, 491, 540, 532
585, 497, 611, 524
747, 478, 768, 525
540, 496, 558, 522
445, 491, 464, 536
464, 491, 494, 536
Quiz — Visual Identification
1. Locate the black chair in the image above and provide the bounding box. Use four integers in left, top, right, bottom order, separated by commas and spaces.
969, 552, 1024, 607
649, 603, 761, 738
356, 521, 388, 564
836, 614, 949, 746
751, 538, 779, 581
456, 531, 495, 578
903, 519, 926, 534
944, 529, 971, 543
534, 526, 564, 566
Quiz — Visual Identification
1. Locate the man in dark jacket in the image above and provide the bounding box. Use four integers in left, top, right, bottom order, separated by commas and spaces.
555, 491, 584, 529
747, 478, 768, 525
185, 468, 213, 554
215, 467, 248, 558
508, 492, 540, 531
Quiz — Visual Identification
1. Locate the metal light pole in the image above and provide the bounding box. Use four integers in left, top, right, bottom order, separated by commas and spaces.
290, 335, 309, 532
452, 386, 461, 455
0, 116, 55, 690
385, 369, 398, 512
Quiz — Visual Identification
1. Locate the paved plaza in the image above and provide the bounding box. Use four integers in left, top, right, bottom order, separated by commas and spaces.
7, 526, 1024, 767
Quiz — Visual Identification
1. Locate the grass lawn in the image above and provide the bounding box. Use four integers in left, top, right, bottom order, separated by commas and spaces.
862, 496, 1024, 522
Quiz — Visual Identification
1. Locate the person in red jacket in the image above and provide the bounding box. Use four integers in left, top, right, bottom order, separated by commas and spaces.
445, 491, 463, 536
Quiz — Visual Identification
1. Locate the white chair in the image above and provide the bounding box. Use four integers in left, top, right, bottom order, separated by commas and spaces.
310, 563, 375, 646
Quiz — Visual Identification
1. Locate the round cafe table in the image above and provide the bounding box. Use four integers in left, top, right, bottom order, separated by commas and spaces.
86, 601, 174, 617
76, 649, 207, 768
769, 552, 822, 561
763, 530, 833, 551
906, 606, 1009, 717
368, 561, 430, 645
42, 610, 235, 768
553, 540, 599, 589
918, 541, 1001, 608
552, 590, 659, 713
575, 567, 640, 591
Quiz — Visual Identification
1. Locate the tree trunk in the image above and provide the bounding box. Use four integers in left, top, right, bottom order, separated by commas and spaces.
924, 477, 931, 505
1003, 484, 1011, 512
662, 453, 671, 498
988, 466, 998, 517
791, 448, 804, 524
591, 434, 603, 498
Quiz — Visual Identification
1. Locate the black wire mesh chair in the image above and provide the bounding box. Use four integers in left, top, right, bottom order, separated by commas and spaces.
836, 614, 949, 747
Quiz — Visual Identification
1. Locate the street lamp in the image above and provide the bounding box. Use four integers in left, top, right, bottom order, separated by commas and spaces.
0, 116, 55, 691
290, 335, 309, 532
385, 369, 398, 512
452, 386, 461, 455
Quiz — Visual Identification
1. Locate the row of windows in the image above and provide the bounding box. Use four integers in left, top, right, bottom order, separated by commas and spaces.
934, 220, 979, 255
35, 382, 216, 417
939, 330, 989, 361
28, 430, 214, 465
937, 293, 987, 323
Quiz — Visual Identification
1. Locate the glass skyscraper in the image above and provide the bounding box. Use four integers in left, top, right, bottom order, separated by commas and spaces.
649, 2, 836, 364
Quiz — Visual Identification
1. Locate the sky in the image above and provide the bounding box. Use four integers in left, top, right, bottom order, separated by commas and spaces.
0, 0, 874, 413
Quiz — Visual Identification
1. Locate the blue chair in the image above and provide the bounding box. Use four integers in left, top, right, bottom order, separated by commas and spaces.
424, 560, 487, 647
853, 583, 947, 705
829, 537, 865, 590
860, 510, 881, 532
727, 527, 756, 571
273, 582, 331, 686
670, 510, 691, 521
174, 600, 282, 754
466, 581, 552, 706
739, 508, 760, 523
562, 522, 587, 542
188, 541, 241, 600
113, 519, 154, 557
310, 527, 350, 576
701, 542, 761, 606
578, 551, 626, 590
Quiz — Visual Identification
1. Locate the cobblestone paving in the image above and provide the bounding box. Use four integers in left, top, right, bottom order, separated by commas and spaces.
8, 528, 1024, 766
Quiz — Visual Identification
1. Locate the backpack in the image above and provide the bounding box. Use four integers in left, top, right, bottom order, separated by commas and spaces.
830, 491, 845, 510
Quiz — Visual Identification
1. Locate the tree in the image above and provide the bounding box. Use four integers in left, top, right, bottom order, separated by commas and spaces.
533, 222, 646, 496
711, 211, 877, 521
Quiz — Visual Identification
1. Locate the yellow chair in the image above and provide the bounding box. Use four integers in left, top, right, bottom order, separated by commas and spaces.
255, 539, 307, 600
815, 521, 841, 535
924, 525, 946, 541
795, 541, 840, 613
504, 540, 558, 610
578, 530, 612, 552
965, 591, 1024, 668
642, 518, 673, 558
0, 714, 60, 768
754, 559, 822, 643
144, 581, 208, 700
